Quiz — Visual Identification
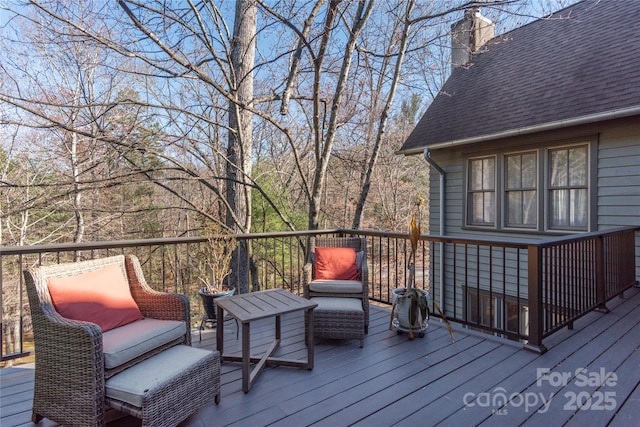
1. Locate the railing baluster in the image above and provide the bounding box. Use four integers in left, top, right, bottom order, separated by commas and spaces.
1, 227, 638, 361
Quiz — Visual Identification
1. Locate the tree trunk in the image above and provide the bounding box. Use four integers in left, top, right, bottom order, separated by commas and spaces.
308, 0, 374, 230
352, 0, 415, 229
227, 0, 256, 293
71, 74, 84, 253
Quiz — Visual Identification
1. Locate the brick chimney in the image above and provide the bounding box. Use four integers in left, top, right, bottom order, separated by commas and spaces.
451, 7, 494, 70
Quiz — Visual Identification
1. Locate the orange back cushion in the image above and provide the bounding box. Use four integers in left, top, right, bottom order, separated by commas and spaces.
314, 247, 359, 280
47, 264, 143, 332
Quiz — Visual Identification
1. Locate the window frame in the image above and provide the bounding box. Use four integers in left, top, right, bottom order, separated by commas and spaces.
504, 150, 539, 230
466, 289, 529, 337
545, 144, 591, 232
467, 291, 500, 329
463, 139, 595, 233
506, 299, 529, 336
466, 155, 498, 228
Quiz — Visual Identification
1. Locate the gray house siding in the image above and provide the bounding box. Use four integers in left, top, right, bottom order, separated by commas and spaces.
426, 147, 529, 327
425, 117, 640, 329
596, 118, 640, 279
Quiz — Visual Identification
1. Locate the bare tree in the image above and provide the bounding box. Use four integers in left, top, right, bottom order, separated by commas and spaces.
0, 1, 153, 244
227, 0, 257, 233
1, 0, 557, 241
351, 0, 416, 229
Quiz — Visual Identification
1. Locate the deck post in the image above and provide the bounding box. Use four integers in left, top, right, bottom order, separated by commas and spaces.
595, 235, 609, 312
527, 244, 547, 353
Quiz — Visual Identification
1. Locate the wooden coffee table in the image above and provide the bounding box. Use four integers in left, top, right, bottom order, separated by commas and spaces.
215, 288, 317, 393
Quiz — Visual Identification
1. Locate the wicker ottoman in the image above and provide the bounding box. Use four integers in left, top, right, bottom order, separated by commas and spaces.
309, 297, 364, 347
105, 345, 220, 427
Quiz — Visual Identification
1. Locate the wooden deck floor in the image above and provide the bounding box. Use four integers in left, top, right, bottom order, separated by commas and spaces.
2, 287, 639, 427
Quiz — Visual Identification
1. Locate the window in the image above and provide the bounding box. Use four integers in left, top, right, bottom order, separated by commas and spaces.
505, 152, 537, 228
465, 142, 591, 232
467, 157, 495, 226
548, 145, 588, 230
467, 290, 529, 337
506, 301, 529, 336
468, 292, 499, 328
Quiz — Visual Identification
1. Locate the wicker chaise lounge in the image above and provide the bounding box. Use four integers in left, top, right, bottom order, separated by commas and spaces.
24, 254, 220, 427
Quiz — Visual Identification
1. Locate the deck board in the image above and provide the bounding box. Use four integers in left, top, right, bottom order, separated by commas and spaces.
2, 287, 639, 427
607, 379, 640, 427
476, 287, 640, 427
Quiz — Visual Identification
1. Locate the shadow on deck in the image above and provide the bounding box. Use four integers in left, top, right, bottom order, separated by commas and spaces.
2, 287, 639, 427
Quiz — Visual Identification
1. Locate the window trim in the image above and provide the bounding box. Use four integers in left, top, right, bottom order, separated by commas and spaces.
544, 143, 593, 232
463, 138, 596, 233
503, 149, 539, 230
466, 289, 529, 337
465, 155, 498, 229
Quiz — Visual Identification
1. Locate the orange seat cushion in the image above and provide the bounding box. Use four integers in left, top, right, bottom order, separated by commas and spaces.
47, 264, 143, 332
314, 247, 359, 281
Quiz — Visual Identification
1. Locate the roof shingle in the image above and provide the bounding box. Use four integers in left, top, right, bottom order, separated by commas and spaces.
399, 0, 640, 154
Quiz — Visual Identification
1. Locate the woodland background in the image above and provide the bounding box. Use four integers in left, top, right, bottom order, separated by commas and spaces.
0, 0, 578, 361
0, 0, 574, 247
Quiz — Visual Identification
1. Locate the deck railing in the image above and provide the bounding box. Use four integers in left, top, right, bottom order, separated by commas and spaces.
527, 227, 639, 350
2, 227, 637, 361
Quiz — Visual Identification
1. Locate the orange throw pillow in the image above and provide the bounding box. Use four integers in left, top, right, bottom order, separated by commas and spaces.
47, 264, 143, 332
314, 247, 359, 280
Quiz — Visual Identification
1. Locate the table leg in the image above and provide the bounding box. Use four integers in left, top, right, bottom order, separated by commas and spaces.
242, 322, 250, 393
306, 308, 314, 370
216, 304, 224, 355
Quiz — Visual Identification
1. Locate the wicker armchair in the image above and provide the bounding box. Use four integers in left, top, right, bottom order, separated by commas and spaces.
23, 255, 195, 427
303, 236, 369, 334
